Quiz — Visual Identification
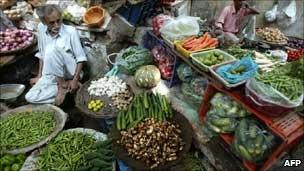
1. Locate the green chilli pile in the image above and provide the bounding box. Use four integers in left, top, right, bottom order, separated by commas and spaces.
0, 111, 56, 151
37, 131, 96, 171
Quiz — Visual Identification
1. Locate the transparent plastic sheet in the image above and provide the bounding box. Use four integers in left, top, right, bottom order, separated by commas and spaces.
177, 63, 193, 83
116, 46, 153, 75
190, 76, 208, 96
216, 56, 258, 84
181, 83, 202, 105
203, 93, 250, 136
245, 78, 303, 108
160, 16, 200, 42
232, 119, 276, 164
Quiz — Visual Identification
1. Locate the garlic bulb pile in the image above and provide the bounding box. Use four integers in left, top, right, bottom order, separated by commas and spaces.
88, 76, 128, 97
3, 2, 32, 20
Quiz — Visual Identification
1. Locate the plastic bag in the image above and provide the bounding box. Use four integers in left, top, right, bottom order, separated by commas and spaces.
152, 14, 173, 36
245, 78, 303, 108
116, 46, 153, 75
276, 0, 296, 28
204, 93, 250, 135
181, 83, 202, 104
177, 63, 193, 82
190, 76, 208, 96
232, 119, 275, 164
265, 50, 288, 62
160, 15, 200, 42
151, 46, 174, 80
216, 57, 258, 84
264, 4, 278, 22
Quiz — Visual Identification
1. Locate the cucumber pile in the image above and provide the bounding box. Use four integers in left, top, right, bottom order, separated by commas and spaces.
77, 139, 114, 171
116, 92, 173, 130
233, 119, 275, 163
204, 93, 250, 134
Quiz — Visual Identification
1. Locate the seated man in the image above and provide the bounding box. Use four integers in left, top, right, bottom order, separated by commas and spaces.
25, 4, 87, 105
215, 0, 260, 44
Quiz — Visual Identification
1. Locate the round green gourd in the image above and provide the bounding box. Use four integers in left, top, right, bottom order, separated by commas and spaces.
135, 65, 161, 88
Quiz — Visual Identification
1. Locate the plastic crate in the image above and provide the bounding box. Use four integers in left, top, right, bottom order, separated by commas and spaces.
198, 83, 304, 171
190, 49, 236, 72
210, 60, 248, 89
142, 31, 180, 88
175, 40, 215, 58
117, 0, 157, 26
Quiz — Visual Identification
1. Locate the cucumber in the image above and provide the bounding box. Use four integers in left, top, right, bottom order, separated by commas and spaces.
99, 148, 114, 156
85, 152, 103, 160
144, 92, 149, 108
116, 112, 122, 130
221, 125, 234, 133
249, 125, 258, 139
121, 113, 126, 129
127, 106, 133, 123
91, 159, 112, 168
238, 145, 252, 161
157, 94, 165, 111
254, 135, 264, 148
238, 119, 248, 143
246, 140, 256, 155
90, 167, 99, 171
76, 166, 91, 171
211, 118, 232, 127
206, 122, 221, 133
93, 139, 112, 149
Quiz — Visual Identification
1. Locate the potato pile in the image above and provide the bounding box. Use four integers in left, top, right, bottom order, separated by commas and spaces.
257, 27, 288, 44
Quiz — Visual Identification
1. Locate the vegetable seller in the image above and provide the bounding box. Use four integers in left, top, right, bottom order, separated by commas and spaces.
214, 0, 260, 44
25, 5, 87, 105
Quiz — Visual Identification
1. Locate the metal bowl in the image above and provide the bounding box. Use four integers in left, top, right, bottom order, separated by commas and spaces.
0, 84, 25, 102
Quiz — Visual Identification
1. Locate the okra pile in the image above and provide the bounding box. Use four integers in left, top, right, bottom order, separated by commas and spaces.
37, 131, 96, 171
0, 111, 56, 151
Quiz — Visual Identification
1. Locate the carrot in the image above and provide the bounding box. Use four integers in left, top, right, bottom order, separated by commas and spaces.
208, 40, 218, 48
182, 36, 195, 44
204, 38, 218, 48
191, 38, 217, 51
199, 33, 209, 44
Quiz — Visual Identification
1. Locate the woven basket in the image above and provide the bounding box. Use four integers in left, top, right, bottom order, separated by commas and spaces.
0, 104, 68, 154
76, 77, 132, 119
21, 128, 116, 171
109, 111, 193, 171
0, 35, 37, 56
83, 6, 105, 27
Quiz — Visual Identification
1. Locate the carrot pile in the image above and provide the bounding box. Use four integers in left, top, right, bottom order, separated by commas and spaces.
181, 32, 218, 51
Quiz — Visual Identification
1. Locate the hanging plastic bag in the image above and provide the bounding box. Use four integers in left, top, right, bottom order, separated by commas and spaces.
115, 46, 153, 75
276, 0, 297, 28
232, 118, 276, 164
264, 4, 278, 22
177, 63, 193, 82
160, 15, 200, 42
265, 50, 288, 62
216, 56, 258, 84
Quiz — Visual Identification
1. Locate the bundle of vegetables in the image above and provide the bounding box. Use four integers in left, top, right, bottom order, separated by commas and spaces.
118, 118, 185, 169
116, 92, 173, 130
0, 111, 56, 151
288, 38, 304, 49
257, 27, 288, 44
116, 46, 152, 75
256, 71, 303, 101
227, 45, 253, 59
232, 119, 275, 163
195, 51, 225, 66
77, 139, 114, 171
0, 28, 34, 52
253, 51, 281, 73
204, 93, 250, 134
37, 131, 96, 170
287, 48, 304, 62
0, 154, 26, 171
181, 33, 218, 51
170, 151, 207, 171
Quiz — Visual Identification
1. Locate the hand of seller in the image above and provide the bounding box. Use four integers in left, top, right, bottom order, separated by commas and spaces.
67, 79, 79, 93
29, 76, 40, 86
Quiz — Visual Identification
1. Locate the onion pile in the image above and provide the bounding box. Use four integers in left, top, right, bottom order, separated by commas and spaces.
0, 28, 34, 52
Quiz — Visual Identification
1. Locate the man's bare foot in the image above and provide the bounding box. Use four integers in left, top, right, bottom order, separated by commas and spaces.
55, 87, 67, 106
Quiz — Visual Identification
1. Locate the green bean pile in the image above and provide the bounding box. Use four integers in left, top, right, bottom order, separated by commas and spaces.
0, 111, 56, 151
256, 73, 303, 101
37, 131, 96, 171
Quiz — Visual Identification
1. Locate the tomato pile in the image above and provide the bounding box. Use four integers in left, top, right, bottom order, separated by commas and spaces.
287, 48, 304, 61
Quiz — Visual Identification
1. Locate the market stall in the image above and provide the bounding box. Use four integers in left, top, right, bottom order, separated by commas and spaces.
1, 0, 303, 171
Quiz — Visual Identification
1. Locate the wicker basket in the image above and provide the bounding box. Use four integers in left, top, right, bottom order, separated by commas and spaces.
0, 104, 68, 154
76, 77, 132, 119
109, 111, 193, 171
0, 35, 37, 56
83, 6, 105, 27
